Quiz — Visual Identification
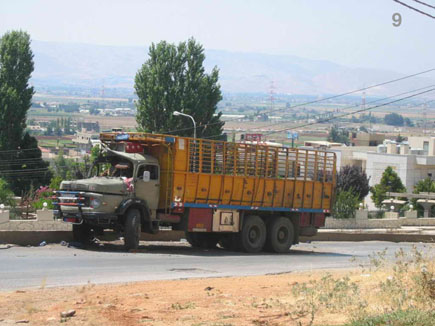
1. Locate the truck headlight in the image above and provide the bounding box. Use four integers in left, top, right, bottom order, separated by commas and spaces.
90, 198, 101, 209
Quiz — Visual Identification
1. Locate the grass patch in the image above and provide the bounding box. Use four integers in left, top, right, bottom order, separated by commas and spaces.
346, 309, 435, 326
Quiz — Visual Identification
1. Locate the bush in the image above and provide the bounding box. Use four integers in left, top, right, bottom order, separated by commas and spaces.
347, 310, 435, 326
337, 166, 370, 201
412, 177, 435, 217
31, 186, 54, 210
333, 189, 360, 219
0, 178, 15, 207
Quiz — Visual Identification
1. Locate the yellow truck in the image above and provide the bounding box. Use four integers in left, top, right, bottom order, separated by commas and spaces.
54, 132, 336, 253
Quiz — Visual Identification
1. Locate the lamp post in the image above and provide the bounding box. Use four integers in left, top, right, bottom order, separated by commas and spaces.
173, 111, 197, 171
173, 111, 196, 139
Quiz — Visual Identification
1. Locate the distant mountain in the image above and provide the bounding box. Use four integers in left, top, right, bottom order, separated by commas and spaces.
31, 40, 435, 96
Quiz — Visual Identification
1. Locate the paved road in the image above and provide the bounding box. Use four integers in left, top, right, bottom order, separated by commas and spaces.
0, 241, 432, 291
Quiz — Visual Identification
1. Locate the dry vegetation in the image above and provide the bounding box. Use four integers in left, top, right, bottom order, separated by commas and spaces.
0, 246, 433, 326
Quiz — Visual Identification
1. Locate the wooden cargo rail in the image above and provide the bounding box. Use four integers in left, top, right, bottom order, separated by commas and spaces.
100, 132, 336, 213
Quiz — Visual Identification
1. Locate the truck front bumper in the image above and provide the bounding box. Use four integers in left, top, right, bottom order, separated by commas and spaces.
55, 210, 119, 227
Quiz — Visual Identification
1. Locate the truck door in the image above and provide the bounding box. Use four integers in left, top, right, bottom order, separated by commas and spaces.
135, 164, 160, 211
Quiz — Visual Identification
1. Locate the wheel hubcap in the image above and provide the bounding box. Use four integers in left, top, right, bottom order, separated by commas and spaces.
277, 226, 288, 244
249, 226, 260, 243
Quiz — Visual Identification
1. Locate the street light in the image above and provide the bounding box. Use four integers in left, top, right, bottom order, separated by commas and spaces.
173, 111, 197, 171
173, 111, 196, 139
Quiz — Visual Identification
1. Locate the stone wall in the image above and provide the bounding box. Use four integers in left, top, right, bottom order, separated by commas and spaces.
325, 209, 435, 229
0, 209, 71, 231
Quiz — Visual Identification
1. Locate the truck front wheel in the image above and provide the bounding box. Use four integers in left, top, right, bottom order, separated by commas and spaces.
239, 215, 266, 253
266, 216, 294, 253
124, 209, 141, 250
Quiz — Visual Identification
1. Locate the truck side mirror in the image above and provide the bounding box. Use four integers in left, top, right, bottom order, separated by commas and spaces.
143, 171, 150, 182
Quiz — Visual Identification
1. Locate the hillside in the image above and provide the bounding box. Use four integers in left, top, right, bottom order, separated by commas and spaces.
31, 40, 435, 96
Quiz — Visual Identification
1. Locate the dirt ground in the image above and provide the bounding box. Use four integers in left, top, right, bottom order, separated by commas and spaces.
0, 268, 373, 326
1, 247, 434, 326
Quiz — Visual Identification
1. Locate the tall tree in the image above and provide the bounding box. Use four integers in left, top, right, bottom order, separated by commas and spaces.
0, 31, 51, 194
0, 31, 34, 148
328, 126, 349, 145
135, 38, 223, 138
370, 166, 406, 208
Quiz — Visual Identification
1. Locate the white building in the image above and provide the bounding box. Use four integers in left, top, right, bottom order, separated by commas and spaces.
331, 137, 435, 209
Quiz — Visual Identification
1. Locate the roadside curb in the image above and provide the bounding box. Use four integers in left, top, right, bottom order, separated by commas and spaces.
0, 230, 185, 246
301, 231, 435, 243
1, 229, 433, 246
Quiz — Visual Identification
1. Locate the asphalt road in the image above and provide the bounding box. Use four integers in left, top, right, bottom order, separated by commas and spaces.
0, 241, 432, 291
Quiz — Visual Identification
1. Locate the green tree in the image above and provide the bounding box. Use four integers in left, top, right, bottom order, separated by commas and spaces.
404, 117, 414, 127
135, 38, 223, 138
332, 189, 360, 219
396, 134, 406, 143
336, 165, 370, 201
370, 166, 406, 208
0, 178, 15, 207
384, 113, 404, 126
411, 177, 435, 217
0, 31, 51, 194
328, 126, 349, 145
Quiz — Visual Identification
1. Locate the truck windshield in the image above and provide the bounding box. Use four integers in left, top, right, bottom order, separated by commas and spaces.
88, 156, 133, 178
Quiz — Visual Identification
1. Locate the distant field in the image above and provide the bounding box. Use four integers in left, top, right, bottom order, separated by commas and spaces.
34, 93, 129, 103
38, 138, 74, 148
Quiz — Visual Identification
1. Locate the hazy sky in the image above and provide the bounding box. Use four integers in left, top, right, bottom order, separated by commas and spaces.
1, 0, 434, 74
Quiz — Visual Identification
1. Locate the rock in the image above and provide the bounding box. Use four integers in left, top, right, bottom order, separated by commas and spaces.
15, 320, 29, 324
60, 241, 67, 246
130, 308, 142, 313
204, 286, 214, 291
39, 241, 47, 247
60, 309, 76, 318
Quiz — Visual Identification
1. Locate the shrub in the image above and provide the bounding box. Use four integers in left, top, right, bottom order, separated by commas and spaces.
337, 166, 370, 201
0, 178, 15, 207
333, 189, 360, 219
347, 309, 435, 326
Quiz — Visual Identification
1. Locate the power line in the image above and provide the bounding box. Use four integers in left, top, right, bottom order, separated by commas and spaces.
246, 84, 435, 132
0, 147, 41, 154
162, 68, 435, 135
264, 87, 435, 137
411, 0, 435, 10
0, 167, 50, 173
393, 0, 435, 19
203, 87, 435, 139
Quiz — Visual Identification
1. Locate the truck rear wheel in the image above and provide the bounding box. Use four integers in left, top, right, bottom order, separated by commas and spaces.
185, 232, 218, 249
124, 209, 141, 250
239, 215, 266, 253
266, 216, 294, 253
72, 223, 92, 244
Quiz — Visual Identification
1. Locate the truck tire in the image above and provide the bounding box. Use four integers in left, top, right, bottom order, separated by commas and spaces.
185, 232, 218, 249
124, 209, 141, 250
266, 216, 294, 253
239, 215, 266, 253
72, 223, 92, 244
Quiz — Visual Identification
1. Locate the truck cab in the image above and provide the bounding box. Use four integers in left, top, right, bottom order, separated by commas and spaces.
54, 145, 161, 249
